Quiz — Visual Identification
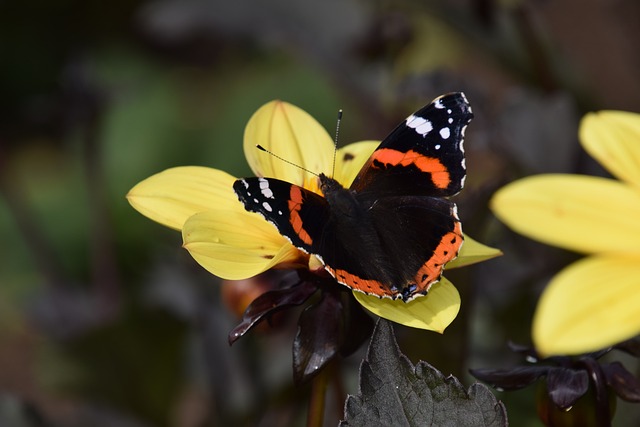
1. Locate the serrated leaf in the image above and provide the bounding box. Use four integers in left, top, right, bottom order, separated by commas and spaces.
341, 320, 507, 427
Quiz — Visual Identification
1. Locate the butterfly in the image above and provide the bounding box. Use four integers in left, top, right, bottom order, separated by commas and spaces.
233, 93, 473, 301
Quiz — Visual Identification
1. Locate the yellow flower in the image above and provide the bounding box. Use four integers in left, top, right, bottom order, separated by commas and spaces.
491, 111, 640, 356
128, 100, 499, 333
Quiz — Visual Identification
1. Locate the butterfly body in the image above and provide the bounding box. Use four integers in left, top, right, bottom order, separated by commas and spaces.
234, 93, 473, 301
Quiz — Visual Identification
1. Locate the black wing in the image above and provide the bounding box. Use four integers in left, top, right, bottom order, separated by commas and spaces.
367, 195, 463, 300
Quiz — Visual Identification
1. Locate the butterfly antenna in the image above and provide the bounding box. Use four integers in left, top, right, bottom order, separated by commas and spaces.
255, 145, 320, 177
331, 109, 343, 177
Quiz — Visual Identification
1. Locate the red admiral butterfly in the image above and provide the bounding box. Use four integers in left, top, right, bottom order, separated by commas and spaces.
234, 93, 472, 301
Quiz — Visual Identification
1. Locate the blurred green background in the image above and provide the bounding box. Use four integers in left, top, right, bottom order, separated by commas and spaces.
1, 0, 639, 426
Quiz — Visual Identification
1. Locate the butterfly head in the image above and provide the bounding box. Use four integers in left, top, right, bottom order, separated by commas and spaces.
318, 173, 343, 195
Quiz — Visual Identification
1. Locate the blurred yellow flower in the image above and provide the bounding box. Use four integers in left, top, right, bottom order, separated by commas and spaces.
128, 100, 499, 332
492, 111, 640, 356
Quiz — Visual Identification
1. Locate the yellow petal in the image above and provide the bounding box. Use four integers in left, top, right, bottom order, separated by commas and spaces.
447, 234, 502, 269
353, 278, 460, 332
580, 111, 640, 187
533, 254, 640, 356
491, 174, 640, 254
244, 101, 334, 185
127, 166, 237, 230
182, 210, 302, 280
334, 140, 379, 186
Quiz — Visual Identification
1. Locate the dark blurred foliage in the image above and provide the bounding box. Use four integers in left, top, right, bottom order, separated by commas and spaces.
1, 0, 639, 426
471, 341, 640, 426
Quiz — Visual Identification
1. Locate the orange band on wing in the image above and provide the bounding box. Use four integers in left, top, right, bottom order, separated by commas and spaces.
324, 265, 394, 298
414, 221, 463, 291
288, 186, 313, 246
372, 148, 451, 189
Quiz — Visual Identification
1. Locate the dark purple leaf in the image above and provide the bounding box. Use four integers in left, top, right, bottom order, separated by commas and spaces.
342, 320, 507, 426
603, 361, 640, 402
546, 367, 589, 410
613, 339, 640, 358
470, 366, 550, 390
588, 349, 613, 360
507, 341, 539, 361
339, 294, 374, 357
578, 356, 613, 426
293, 291, 343, 384
228, 280, 317, 345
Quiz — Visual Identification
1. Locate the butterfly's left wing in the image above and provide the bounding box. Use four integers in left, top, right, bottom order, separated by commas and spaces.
350, 92, 473, 199
233, 177, 330, 253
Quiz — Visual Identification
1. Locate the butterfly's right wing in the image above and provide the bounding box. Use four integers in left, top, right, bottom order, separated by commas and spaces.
350, 92, 472, 199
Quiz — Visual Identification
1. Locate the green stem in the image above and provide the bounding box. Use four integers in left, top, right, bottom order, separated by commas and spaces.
307, 366, 330, 427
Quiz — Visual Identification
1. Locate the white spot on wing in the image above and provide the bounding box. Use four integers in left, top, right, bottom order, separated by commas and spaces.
262, 202, 273, 212
258, 177, 274, 199
452, 204, 460, 220
434, 99, 445, 109
406, 115, 433, 136
439, 127, 450, 139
